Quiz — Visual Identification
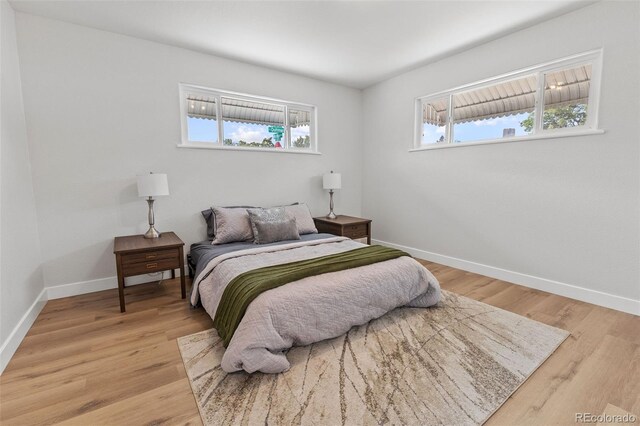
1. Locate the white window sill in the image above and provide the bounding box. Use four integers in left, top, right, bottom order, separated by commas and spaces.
409, 128, 605, 152
177, 143, 321, 155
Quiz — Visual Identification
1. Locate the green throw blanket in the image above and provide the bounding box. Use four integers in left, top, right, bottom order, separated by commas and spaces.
213, 245, 410, 347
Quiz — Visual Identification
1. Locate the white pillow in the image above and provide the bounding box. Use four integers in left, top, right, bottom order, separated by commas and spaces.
284, 203, 317, 235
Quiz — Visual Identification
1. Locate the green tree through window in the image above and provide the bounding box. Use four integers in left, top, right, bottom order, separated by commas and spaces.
520, 104, 587, 132
293, 135, 310, 148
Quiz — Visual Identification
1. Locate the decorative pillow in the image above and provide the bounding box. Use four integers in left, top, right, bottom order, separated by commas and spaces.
210, 207, 254, 245
202, 205, 254, 240
284, 203, 317, 235
247, 207, 301, 244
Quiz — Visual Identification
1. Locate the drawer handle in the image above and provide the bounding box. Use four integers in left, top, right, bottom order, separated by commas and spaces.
146, 254, 157, 259
146, 263, 158, 269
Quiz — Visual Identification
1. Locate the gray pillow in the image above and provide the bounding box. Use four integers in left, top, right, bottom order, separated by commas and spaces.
211, 207, 254, 245
201, 208, 215, 238
284, 203, 317, 235
247, 207, 301, 244
202, 205, 254, 239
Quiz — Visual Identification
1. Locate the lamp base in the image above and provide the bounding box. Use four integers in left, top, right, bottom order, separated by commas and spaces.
326, 189, 337, 220
144, 226, 160, 239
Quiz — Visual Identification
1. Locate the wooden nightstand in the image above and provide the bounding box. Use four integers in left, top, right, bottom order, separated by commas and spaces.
113, 232, 186, 312
313, 215, 372, 244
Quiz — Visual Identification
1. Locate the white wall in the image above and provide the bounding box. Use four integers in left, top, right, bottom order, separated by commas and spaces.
9, 2, 639, 317
0, 0, 46, 372
362, 1, 640, 314
14, 13, 363, 292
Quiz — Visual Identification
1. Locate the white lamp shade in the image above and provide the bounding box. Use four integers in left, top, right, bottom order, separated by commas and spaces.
323, 172, 342, 190
137, 173, 169, 197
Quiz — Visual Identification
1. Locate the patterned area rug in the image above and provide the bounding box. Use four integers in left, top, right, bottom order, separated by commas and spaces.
177, 290, 569, 425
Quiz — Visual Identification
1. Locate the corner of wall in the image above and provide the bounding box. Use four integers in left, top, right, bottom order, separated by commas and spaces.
0, 0, 47, 375
0, 288, 47, 373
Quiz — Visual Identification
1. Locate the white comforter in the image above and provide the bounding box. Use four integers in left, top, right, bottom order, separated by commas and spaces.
192, 237, 441, 373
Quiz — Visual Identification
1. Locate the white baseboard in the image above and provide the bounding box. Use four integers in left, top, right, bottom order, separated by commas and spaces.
0, 271, 185, 374
47, 270, 183, 300
373, 239, 640, 316
0, 288, 48, 374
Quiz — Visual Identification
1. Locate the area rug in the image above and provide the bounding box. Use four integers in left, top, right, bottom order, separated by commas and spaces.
177, 290, 569, 425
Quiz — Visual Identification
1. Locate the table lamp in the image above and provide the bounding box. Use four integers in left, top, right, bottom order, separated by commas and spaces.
322, 171, 341, 219
137, 172, 169, 238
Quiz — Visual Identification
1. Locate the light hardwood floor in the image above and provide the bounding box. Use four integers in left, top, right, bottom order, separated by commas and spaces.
1, 261, 638, 425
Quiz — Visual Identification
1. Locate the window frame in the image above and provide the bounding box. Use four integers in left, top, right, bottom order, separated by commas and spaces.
178, 83, 319, 154
413, 49, 604, 151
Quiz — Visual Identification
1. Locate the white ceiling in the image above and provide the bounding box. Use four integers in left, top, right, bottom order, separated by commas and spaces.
9, 0, 595, 89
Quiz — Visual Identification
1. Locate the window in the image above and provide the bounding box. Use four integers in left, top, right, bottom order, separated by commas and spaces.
179, 84, 317, 153
452, 74, 536, 143
414, 50, 602, 149
542, 64, 591, 131
420, 97, 448, 145
186, 95, 218, 143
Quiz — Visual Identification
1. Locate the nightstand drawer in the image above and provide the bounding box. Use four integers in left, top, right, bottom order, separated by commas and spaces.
343, 223, 368, 239
122, 258, 178, 276
122, 249, 177, 265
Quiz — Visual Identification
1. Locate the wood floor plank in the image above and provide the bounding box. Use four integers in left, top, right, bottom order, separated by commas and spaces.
52, 380, 198, 426
0, 264, 637, 425
450, 278, 512, 302
27, 313, 98, 336
608, 312, 640, 345
526, 295, 594, 331
609, 346, 640, 415
4, 349, 186, 423
531, 334, 639, 424
0, 378, 88, 420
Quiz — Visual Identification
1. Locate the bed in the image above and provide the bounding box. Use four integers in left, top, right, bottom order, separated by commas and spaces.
190, 205, 441, 374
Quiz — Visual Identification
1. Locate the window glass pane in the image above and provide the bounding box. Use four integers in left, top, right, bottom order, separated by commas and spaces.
186, 95, 218, 143
289, 109, 311, 149
542, 64, 591, 130
421, 98, 448, 144
221, 97, 285, 148
452, 74, 536, 143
